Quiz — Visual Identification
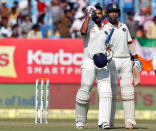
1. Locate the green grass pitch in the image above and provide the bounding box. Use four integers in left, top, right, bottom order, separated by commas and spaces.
0, 119, 155, 131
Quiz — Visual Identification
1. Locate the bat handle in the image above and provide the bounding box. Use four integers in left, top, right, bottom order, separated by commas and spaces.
106, 44, 112, 50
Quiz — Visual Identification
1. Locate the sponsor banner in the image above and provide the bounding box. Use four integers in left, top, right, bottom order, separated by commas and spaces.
50, 85, 156, 110
0, 46, 17, 78
0, 109, 156, 120
0, 84, 155, 110
0, 39, 83, 83
0, 39, 156, 85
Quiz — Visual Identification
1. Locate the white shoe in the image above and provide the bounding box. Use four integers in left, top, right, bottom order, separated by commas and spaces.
125, 120, 136, 129
76, 122, 84, 129
125, 122, 134, 129
98, 122, 110, 130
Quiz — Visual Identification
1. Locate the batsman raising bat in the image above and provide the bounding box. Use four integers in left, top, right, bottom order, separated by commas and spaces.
104, 3, 142, 129
75, 4, 113, 129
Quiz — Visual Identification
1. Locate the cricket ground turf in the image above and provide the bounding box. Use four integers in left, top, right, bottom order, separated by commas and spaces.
0, 119, 155, 131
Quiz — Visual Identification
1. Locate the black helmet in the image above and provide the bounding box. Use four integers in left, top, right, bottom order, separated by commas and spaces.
106, 3, 120, 23
93, 53, 107, 68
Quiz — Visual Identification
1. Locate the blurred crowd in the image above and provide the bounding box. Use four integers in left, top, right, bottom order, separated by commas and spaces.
0, 0, 155, 39
126, 9, 156, 39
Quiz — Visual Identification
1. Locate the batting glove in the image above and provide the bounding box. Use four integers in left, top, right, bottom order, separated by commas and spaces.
133, 59, 142, 72
86, 6, 96, 17
105, 50, 112, 63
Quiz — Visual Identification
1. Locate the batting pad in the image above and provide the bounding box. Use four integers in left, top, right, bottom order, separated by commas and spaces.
75, 102, 89, 123
98, 97, 111, 125
123, 100, 136, 125
109, 61, 118, 126
97, 80, 112, 125
76, 89, 90, 104
110, 94, 117, 126
120, 77, 135, 124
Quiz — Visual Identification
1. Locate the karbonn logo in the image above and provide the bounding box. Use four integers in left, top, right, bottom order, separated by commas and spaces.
0, 46, 17, 78
27, 49, 83, 65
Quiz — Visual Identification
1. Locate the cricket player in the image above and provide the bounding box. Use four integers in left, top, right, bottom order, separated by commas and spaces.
104, 3, 142, 129
75, 5, 112, 129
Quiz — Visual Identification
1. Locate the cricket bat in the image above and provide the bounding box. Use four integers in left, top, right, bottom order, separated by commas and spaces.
133, 67, 140, 86
105, 28, 115, 48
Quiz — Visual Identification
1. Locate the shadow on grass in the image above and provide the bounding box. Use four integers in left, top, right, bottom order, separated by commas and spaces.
112, 126, 148, 130
133, 127, 148, 129
83, 127, 148, 130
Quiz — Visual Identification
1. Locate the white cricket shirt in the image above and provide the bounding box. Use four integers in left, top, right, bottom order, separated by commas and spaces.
82, 22, 108, 58
105, 22, 132, 58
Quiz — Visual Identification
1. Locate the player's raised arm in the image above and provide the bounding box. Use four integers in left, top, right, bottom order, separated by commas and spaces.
80, 16, 90, 35
80, 6, 96, 35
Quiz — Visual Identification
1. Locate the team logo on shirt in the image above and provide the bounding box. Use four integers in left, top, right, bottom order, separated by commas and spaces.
122, 28, 126, 32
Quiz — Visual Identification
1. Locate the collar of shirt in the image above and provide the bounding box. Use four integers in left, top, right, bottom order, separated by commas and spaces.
107, 21, 122, 29
93, 22, 105, 30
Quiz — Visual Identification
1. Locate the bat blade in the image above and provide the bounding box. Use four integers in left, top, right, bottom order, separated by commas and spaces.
133, 67, 140, 86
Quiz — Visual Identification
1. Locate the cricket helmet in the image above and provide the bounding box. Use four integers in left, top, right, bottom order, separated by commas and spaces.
106, 3, 120, 23
93, 53, 107, 68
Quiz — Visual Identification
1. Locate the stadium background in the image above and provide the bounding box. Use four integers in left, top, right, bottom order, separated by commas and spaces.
0, 0, 156, 123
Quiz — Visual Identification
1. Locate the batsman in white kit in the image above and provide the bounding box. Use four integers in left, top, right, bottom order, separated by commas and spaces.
75, 5, 113, 129
104, 3, 142, 129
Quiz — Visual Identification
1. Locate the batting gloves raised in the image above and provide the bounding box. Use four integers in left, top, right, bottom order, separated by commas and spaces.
86, 6, 96, 17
